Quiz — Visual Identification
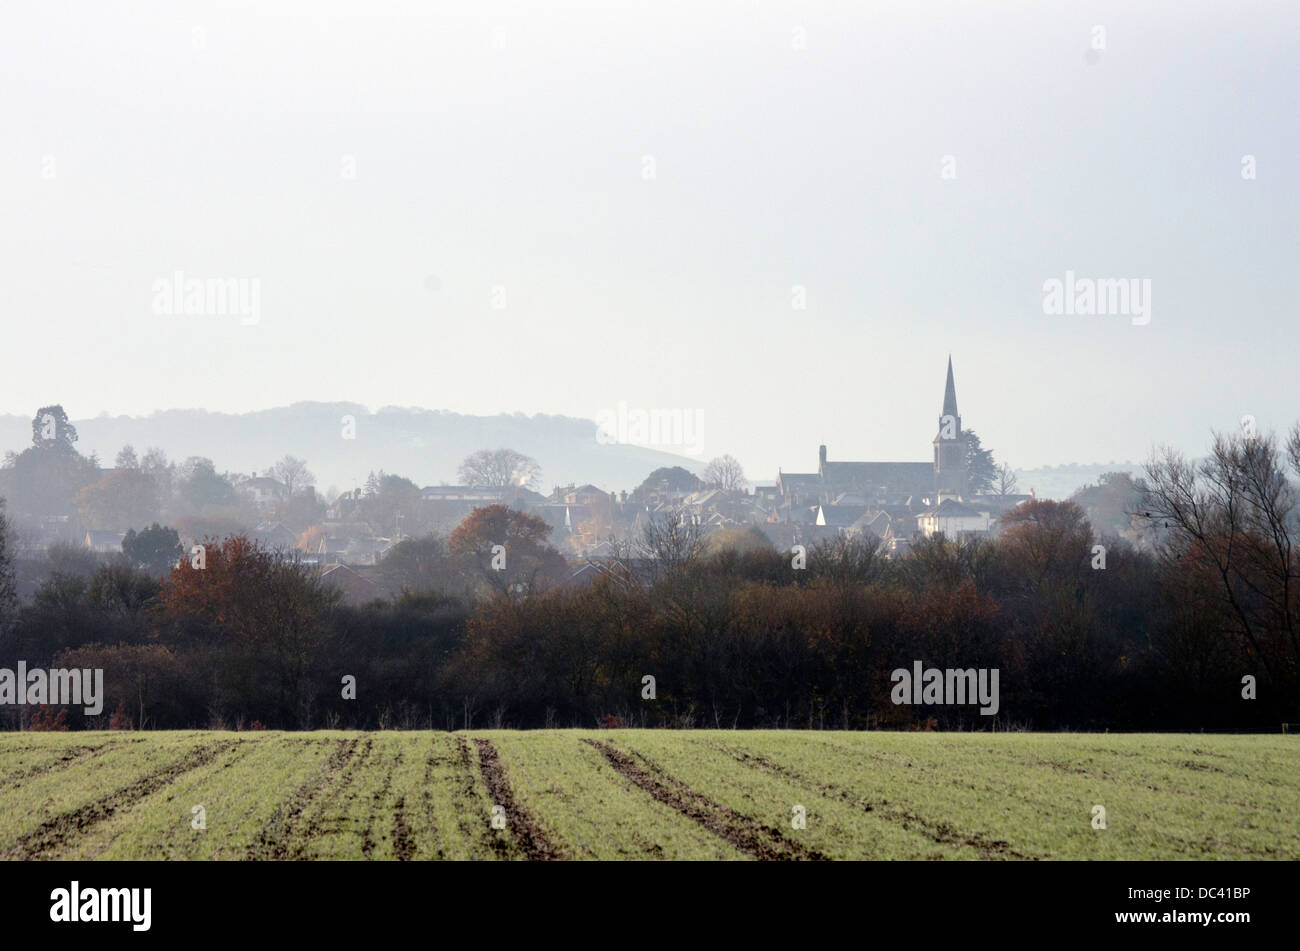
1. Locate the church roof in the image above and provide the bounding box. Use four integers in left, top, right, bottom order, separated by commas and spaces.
822, 461, 932, 487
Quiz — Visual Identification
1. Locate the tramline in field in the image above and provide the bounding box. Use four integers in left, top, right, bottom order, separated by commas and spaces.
0, 731, 1295, 861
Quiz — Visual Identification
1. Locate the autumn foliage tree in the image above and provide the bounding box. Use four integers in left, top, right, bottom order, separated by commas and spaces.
75, 468, 160, 531
6, 427, 1297, 731
161, 536, 338, 726
448, 504, 567, 595
998, 498, 1094, 586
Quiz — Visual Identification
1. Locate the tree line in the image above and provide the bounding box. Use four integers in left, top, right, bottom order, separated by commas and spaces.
1, 425, 1297, 731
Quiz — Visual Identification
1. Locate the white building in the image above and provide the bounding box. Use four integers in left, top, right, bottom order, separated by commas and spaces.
915, 498, 991, 539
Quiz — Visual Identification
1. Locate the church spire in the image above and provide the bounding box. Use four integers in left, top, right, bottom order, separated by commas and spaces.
942, 355, 958, 419
934, 355, 967, 497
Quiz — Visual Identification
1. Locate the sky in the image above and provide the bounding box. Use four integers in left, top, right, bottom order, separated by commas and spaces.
1, 0, 1296, 480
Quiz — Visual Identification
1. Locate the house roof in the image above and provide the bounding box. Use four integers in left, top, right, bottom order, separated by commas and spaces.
777, 472, 820, 490
420, 485, 507, 500
320, 564, 389, 604
244, 476, 285, 490
850, 510, 893, 538
85, 530, 125, 547
917, 498, 988, 518
816, 504, 870, 527
968, 494, 1034, 515
563, 557, 658, 589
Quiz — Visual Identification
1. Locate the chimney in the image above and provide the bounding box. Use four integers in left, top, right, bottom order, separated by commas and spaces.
818, 444, 827, 469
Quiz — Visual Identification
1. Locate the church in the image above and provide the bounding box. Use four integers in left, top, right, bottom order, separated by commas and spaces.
775, 357, 969, 510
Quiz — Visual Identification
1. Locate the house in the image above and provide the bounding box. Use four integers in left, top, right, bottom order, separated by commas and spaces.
327, 490, 364, 520
320, 564, 390, 605
775, 471, 821, 507
849, 509, 894, 540
419, 485, 546, 535
915, 498, 992, 539
420, 485, 509, 503
563, 557, 658, 589
251, 522, 296, 552
239, 476, 286, 508
969, 493, 1035, 532
562, 484, 609, 507
814, 503, 870, 529
535, 485, 615, 548
311, 520, 388, 565
84, 530, 126, 553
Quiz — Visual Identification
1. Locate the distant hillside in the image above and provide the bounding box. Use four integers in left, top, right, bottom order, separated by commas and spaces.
0, 404, 703, 496
1013, 463, 1145, 501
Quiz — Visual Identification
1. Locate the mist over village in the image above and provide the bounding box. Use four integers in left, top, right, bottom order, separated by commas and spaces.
3, 352, 1297, 736
1, 0, 1296, 894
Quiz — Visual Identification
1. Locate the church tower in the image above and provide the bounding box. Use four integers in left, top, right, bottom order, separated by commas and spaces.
933, 356, 968, 497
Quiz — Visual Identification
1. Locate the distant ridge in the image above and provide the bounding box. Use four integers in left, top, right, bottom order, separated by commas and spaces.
1012, 463, 1144, 501
0, 403, 703, 495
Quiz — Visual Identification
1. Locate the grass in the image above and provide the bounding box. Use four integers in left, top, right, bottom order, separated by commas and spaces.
0, 730, 1294, 860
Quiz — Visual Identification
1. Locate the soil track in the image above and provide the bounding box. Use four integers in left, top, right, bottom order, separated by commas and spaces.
583, 739, 825, 861
417, 738, 448, 858
701, 739, 1030, 860
0, 743, 113, 789
3, 740, 239, 860
362, 744, 400, 859
472, 738, 565, 861
248, 737, 361, 860
292, 737, 373, 857
391, 797, 414, 861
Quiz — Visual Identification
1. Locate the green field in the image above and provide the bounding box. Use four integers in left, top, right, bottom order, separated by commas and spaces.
1, 731, 1295, 860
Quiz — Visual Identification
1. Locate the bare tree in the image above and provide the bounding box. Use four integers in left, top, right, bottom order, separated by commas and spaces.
141, 447, 169, 474
641, 507, 707, 576
996, 462, 1019, 496
0, 499, 16, 639
1138, 429, 1299, 689
1288, 422, 1300, 479
703, 454, 747, 492
273, 456, 316, 497
809, 534, 885, 585
457, 448, 541, 490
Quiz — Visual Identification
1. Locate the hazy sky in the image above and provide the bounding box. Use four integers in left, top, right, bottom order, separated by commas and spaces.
1, 0, 1295, 479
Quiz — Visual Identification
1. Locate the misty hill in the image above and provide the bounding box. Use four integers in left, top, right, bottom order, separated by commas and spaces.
1013, 463, 1145, 501
0, 404, 704, 496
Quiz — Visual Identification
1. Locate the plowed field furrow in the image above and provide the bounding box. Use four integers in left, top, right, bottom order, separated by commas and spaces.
583, 739, 825, 860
